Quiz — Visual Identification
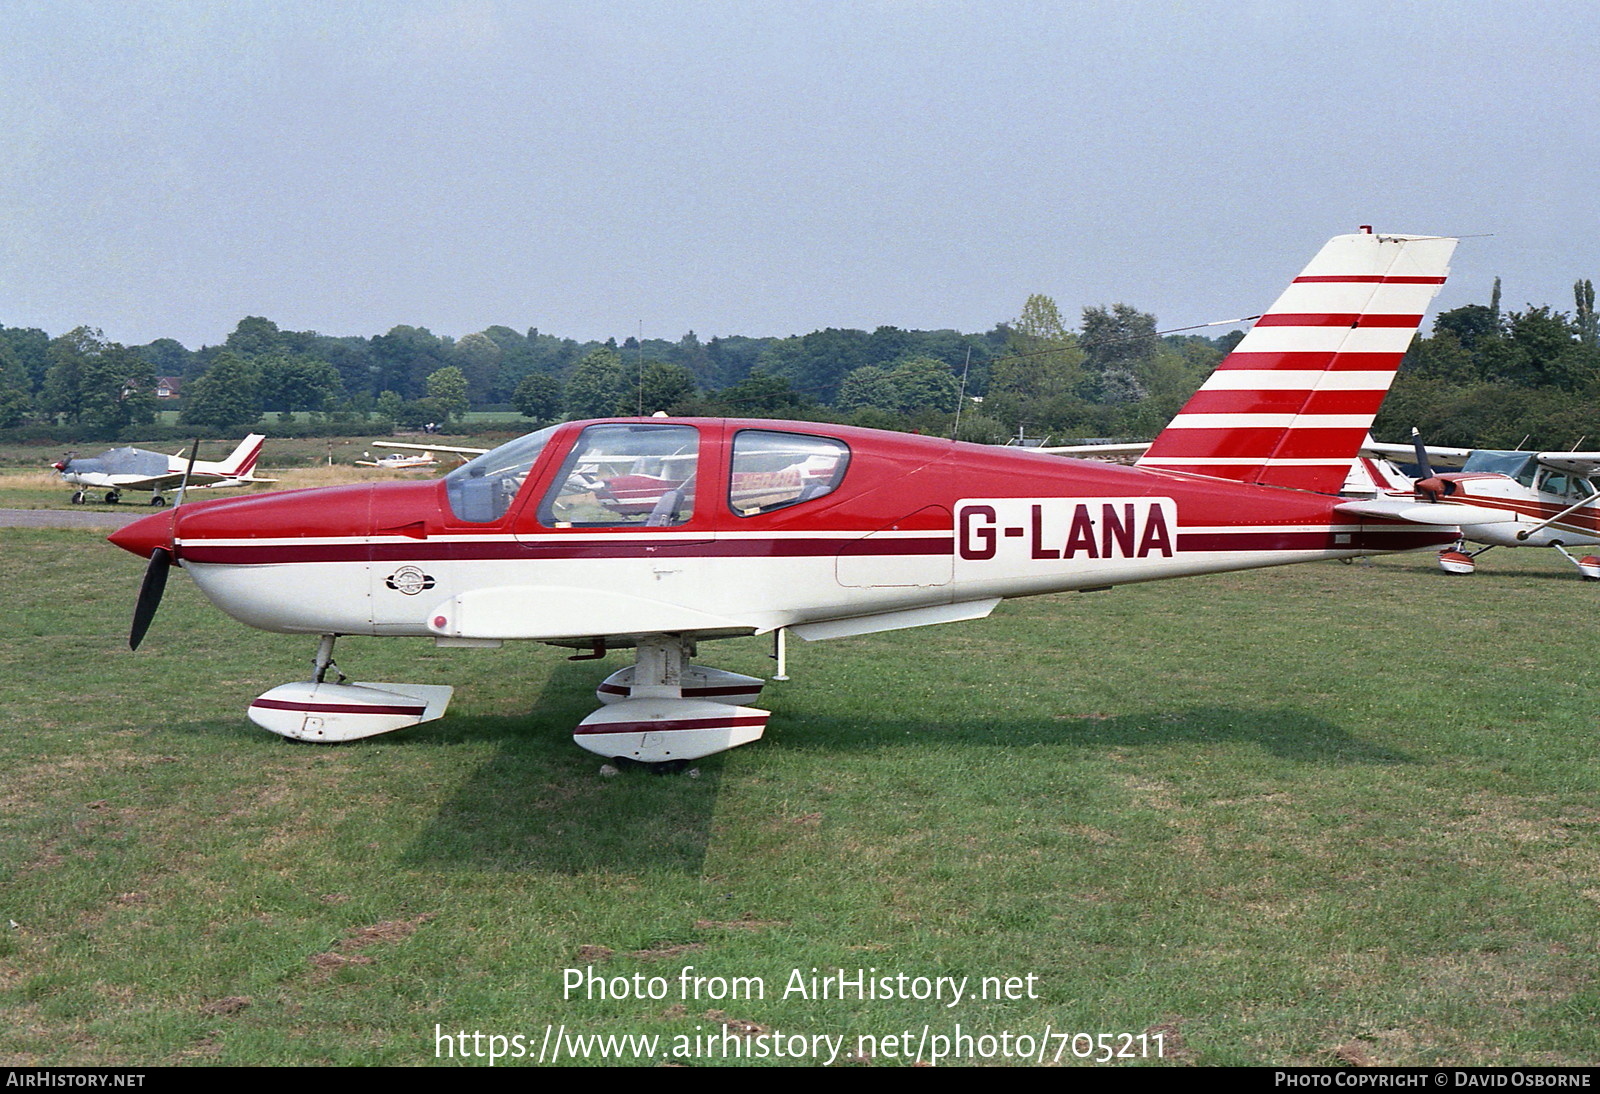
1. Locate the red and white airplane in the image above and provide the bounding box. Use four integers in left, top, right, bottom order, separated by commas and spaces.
55, 433, 272, 506
1346, 435, 1600, 578
109, 228, 1466, 766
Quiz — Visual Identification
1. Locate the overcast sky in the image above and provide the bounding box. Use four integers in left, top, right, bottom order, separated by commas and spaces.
2, 1, 1595, 350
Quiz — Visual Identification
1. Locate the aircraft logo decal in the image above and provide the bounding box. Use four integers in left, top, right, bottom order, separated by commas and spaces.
384, 567, 437, 595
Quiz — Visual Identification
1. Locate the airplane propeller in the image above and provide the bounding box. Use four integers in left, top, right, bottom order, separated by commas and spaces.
126, 439, 199, 650
129, 548, 171, 650
1410, 426, 1456, 502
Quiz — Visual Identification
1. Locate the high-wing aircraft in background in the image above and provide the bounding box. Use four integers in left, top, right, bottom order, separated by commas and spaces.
109, 229, 1467, 768
54, 434, 274, 505
356, 450, 440, 471
1344, 433, 1600, 578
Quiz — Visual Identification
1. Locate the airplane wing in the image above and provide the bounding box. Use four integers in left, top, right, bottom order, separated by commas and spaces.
372, 441, 489, 456
1534, 451, 1600, 474
1360, 440, 1472, 467
115, 471, 277, 491
1334, 498, 1522, 526
1034, 442, 1152, 457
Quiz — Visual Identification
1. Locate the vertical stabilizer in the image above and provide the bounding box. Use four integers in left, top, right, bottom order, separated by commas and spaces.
1136, 230, 1455, 493
218, 434, 266, 478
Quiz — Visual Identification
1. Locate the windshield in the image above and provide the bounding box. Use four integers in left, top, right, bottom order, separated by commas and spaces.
443, 425, 560, 523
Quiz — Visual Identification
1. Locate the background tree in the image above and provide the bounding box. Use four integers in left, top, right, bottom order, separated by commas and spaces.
180, 352, 262, 431
374, 389, 405, 427
1576, 279, 1597, 347
562, 348, 628, 418
708, 370, 809, 416
637, 361, 697, 414
256, 354, 343, 419
454, 331, 502, 404
425, 365, 471, 421
40, 327, 156, 432
1080, 303, 1158, 404
512, 373, 563, 424
986, 294, 1087, 436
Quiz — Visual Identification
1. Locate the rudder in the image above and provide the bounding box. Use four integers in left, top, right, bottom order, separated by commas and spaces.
1136, 229, 1455, 493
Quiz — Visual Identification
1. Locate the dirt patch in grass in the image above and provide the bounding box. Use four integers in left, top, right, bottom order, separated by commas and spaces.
342, 914, 437, 949
199, 996, 252, 1017
704, 1009, 768, 1036
694, 914, 788, 931
1146, 1017, 1194, 1064
631, 942, 705, 961
305, 913, 437, 981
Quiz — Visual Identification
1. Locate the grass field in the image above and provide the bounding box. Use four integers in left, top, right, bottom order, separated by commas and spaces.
2, 530, 1598, 1066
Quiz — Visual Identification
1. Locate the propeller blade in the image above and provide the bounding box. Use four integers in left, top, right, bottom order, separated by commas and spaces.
130, 547, 171, 651
1410, 427, 1435, 480
175, 437, 200, 507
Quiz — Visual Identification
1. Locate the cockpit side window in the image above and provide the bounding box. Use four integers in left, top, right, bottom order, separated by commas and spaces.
444, 425, 559, 523
1538, 469, 1598, 499
729, 430, 850, 516
538, 423, 699, 527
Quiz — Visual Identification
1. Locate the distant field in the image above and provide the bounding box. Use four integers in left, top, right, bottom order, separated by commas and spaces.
2, 533, 1598, 1066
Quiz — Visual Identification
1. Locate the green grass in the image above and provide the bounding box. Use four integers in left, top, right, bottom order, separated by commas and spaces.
2, 531, 1598, 1066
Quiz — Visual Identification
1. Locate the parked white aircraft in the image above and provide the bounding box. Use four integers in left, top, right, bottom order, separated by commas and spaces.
54, 434, 273, 505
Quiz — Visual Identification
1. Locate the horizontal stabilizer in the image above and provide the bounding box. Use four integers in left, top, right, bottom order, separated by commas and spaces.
1334, 499, 1521, 526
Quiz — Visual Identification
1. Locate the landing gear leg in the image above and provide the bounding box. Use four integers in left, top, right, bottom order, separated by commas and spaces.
576, 634, 770, 765
1552, 543, 1600, 580
312, 634, 345, 684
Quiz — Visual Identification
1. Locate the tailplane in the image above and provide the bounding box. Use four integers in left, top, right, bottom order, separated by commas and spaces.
1136, 229, 1455, 493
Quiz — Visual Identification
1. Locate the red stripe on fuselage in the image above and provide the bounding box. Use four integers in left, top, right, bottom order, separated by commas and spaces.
176, 522, 1455, 568
1176, 529, 1452, 553
177, 535, 957, 566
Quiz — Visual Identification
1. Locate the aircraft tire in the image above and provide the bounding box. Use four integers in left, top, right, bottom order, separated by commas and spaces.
70, 491, 85, 505
151, 496, 167, 507
105, 491, 120, 504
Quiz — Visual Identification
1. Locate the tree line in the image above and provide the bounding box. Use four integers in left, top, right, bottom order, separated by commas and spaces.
3, 276, 1595, 449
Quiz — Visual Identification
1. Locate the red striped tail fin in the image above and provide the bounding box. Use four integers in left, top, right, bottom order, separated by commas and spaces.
1136, 229, 1456, 493
220, 433, 266, 478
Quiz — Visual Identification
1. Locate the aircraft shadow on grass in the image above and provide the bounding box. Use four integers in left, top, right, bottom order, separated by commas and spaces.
404, 662, 1415, 874
165, 662, 1416, 875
